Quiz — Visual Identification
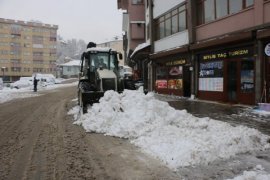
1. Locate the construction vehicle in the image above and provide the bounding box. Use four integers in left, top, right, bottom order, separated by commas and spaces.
78, 43, 135, 113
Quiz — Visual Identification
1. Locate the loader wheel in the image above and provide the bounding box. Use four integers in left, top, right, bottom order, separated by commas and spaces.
79, 91, 88, 114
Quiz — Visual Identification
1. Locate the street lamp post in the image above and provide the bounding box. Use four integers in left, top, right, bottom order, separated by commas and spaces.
1, 67, 6, 81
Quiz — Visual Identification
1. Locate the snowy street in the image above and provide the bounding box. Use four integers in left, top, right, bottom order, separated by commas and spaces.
1, 83, 270, 179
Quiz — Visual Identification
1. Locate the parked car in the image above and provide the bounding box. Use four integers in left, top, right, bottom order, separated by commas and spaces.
0, 78, 3, 90
10, 77, 33, 89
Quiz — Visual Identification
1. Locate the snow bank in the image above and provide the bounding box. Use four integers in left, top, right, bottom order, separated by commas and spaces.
227, 165, 270, 180
73, 90, 270, 169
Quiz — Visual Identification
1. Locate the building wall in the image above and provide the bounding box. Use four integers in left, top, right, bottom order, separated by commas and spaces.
195, 0, 270, 42
0, 18, 58, 82
264, 1, 270, 23
118, 0, 145, 60
154, 30, 188, 52
196, 8, 255, 41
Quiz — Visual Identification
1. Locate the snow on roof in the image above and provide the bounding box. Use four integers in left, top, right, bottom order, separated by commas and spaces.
60, 60, 80, 66
130, 42, 150, 58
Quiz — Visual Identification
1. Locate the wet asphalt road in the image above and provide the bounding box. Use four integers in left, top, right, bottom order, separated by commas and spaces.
155, 95, 270, 135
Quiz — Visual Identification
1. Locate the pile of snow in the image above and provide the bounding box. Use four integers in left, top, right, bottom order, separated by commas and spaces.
227, 165, 270, 180
0, 81, 77, 104
72, 90, 270, 169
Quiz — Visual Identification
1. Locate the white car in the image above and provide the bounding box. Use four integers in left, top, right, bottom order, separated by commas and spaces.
11, 77, 33, 89
0, 78, 3, 90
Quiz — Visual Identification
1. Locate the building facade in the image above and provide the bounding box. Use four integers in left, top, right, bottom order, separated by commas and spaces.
0, 18, 58, 82
59, 59, 80, 78
192, 0, 270, 105
150, 0, 192, 97
117, 0, 146, 79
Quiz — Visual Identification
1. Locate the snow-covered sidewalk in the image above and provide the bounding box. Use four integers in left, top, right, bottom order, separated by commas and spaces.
71, 89, 270, 170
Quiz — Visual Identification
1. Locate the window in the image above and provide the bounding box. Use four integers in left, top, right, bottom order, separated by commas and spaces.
241, 60, 254, 93
197, 0, 254, 25
204, 0, 215, 23
165, 13, 171, 36
132, 0, 143, 4
229, 0, 242, 14
245, 0, 254, 7
155, 4, 186, 40
216, 0, 228, 18
178, 6, 186, 31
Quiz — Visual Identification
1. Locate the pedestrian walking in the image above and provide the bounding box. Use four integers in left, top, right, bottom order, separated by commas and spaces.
33, 77, 38, 92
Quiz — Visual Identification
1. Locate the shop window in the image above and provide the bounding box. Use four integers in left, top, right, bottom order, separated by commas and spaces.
199, 61, 223, 92
240, 60, 254, 93
156, 66, 168, 89
168, 66, 183, 90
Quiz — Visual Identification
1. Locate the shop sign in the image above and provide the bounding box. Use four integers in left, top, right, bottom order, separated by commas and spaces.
265, 43, 270, 56
201, 47, 253, 61
168, 79, 183, 89
202, 53, 227, 60
165, 59, 186, 66
228, 49, 249, 57
156, 80, 167, 89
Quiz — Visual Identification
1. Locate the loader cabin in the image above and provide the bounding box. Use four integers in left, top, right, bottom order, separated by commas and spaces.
80, 47, 123, 76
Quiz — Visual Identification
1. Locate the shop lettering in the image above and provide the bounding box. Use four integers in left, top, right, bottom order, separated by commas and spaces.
202, 48, 250, 60
229, 49, 249, 57
203, 53, 227, 60
165, 59, 186, 66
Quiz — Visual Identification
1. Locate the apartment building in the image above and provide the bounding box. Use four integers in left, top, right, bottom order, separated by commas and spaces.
0, 18, 58, 82
117, 0, 146, 79
118, 0, 270, 105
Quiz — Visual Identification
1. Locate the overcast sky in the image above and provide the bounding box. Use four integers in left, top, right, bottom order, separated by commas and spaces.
0, 0, 123, 43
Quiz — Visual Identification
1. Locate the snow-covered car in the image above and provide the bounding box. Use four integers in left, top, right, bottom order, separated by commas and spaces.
10, 77, 33, 89
0, 78, 3, 90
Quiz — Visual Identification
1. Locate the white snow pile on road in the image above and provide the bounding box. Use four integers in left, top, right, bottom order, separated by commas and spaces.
72, 89, 270, 169
227, 165, 270, 180
0, 81, 77, 104
0, 87, 40, 103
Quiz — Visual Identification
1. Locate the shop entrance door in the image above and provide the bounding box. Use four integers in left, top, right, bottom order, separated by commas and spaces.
183, 66, 191, 97
227, 61, 238, 102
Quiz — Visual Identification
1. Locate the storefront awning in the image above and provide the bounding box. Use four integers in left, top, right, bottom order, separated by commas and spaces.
130, 42, 151, 61
150, 45, 189, 59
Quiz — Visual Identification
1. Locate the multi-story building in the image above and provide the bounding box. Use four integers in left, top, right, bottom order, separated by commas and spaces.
117, 0, 146, 79
120, 0, 270, 105
0, 18, 58, 82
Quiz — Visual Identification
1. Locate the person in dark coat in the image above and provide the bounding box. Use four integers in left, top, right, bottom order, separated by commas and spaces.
33, 77, 38, 92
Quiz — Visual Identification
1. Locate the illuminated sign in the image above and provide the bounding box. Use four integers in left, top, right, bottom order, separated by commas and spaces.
265, 43, 270, 56
201, 47, 252, 61
228, 49, 249, 57
165, 59, 186, 66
